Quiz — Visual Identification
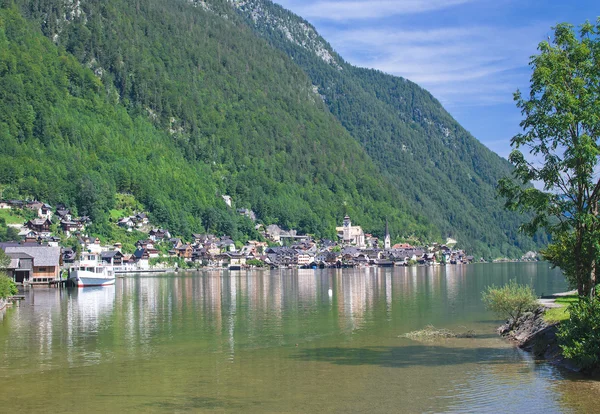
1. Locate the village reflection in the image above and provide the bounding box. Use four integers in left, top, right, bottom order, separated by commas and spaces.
0, 267, 479, 370
0, 265, 565, 374
105, 267, 479, 358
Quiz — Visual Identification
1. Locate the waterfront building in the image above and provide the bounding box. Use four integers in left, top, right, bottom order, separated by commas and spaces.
296, 251, 315, 266
1, 245, 61, 283
227, 252, 246, 269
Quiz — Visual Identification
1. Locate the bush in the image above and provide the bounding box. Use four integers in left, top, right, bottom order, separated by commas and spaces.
0, 275, 18, 299
482, 280, 539, 328
558, 297, 600, 372
246, 259, 265, 268
149, 256, 189, 268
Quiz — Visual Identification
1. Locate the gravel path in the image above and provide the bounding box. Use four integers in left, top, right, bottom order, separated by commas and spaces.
537, 290, 577, 308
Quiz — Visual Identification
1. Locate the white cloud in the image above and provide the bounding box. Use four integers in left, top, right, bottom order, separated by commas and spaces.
273, 0, 561, 155
321, 24, 549, 107
277, 0, 477, 21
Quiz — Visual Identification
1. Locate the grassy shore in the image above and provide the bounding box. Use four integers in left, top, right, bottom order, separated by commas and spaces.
543, 294, 578, 323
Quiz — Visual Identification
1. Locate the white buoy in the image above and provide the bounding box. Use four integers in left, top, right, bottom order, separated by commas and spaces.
328, 288, 333, 297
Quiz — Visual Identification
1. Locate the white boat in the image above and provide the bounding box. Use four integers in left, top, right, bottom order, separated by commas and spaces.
70, 253, 115, 287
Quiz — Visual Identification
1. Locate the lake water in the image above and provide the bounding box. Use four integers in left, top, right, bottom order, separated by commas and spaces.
1, 263, 598, 413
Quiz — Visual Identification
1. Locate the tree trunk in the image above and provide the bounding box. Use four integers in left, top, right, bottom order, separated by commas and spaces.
576, 226, 585, 297
590, 202, 598, 299
591, 259, 597, 299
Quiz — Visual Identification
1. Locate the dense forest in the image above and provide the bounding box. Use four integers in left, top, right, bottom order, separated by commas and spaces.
0, 0, 546, 257
0, 3, 435, 245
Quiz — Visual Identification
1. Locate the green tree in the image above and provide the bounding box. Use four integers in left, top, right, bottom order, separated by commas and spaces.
0, 275, 18, 299
499, 20, 600, 298
246, 258, 265, 268
0, 248, 17, 299
0, 248, 10, 270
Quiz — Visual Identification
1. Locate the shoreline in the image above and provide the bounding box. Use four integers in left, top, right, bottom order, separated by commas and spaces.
497, 308, 575, 369
497, 291, 582, 374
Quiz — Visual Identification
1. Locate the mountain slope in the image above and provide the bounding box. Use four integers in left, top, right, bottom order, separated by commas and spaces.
228, 0, 547, 257
1, 2, 437, 241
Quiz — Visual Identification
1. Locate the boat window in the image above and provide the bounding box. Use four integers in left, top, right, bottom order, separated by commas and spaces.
96, 268, 103, 273
86, 267, 95, 272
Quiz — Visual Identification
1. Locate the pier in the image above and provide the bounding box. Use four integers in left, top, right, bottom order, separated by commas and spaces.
23, 279, 69, 288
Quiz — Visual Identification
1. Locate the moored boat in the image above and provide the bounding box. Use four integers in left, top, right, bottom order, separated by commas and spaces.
69, 253, 115, 287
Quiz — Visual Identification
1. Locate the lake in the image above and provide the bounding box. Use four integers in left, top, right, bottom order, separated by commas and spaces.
1, 263, 598, 413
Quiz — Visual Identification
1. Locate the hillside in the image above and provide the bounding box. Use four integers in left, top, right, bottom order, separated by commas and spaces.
0, 3, 436, 244
228, 0, 548, 257
1, 0, 547, 257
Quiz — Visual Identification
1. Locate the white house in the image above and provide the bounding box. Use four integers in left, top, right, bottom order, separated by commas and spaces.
297, 252, 315, 266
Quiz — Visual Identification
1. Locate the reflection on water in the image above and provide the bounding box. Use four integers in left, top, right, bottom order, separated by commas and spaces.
0, 263, 595, 413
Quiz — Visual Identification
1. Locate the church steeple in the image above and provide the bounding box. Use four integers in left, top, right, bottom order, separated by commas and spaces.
384, 219, 391, 249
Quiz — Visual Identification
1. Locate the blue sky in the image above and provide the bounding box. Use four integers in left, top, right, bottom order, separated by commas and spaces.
273, 0, 599, 159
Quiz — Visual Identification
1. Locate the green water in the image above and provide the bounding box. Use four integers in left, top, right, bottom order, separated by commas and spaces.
1, 263, 598, 413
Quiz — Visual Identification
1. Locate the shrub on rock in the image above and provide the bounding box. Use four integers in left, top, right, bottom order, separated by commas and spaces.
482, 280, 539, 329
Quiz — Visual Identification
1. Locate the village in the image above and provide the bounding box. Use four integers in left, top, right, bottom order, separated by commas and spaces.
0, 198, 475, 285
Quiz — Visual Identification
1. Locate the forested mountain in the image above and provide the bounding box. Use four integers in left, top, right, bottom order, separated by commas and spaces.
228, 0, 548, 257
0, 2, 434, 244
0, 0, 545, 257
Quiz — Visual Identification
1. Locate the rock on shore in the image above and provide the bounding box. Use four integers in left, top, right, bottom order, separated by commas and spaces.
497, 308, 579, 372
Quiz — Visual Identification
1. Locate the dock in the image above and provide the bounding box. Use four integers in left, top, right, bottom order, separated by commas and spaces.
23, 279, 69, 288
114, 268, 175, 274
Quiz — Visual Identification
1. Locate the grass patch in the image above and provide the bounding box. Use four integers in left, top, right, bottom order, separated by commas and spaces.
544, 307, 569, 323
0, 209, 27, 225
109, 194, 145, 222
109, 209, 128, 221
402, 325, 475, 342
102, 226, 148, 254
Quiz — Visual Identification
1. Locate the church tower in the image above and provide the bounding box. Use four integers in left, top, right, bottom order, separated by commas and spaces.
384, 219, 391, 249
343, 215, 351, 243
